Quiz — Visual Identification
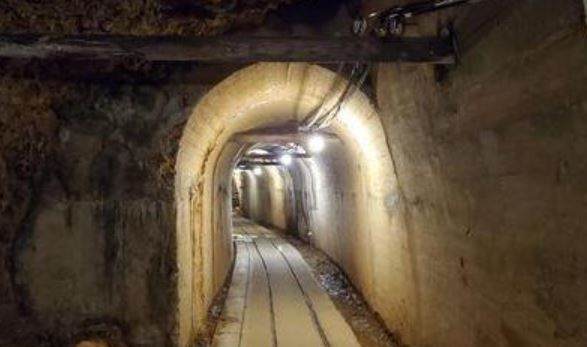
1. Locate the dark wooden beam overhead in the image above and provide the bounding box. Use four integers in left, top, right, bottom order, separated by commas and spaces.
0, 34, 454, 63
232, 128, 338, 144
238, 160, 283, 166
243, 153, 312, 160
238, 152, 312, 166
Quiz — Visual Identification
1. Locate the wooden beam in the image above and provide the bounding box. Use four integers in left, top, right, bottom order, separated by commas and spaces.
233, 133, 338, 144
0, 34, 454, 63
232, 127, 340, 144
242, 153, 311, 161
238, 153, 312, 167
238, 161, 282, 166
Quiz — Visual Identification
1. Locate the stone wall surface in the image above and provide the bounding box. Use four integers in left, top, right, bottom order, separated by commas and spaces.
238, 1, 587, 347
375, 0, 587, 346
0, 78, 210, 346
0, 78, 62, 346
1, 1, 586, 346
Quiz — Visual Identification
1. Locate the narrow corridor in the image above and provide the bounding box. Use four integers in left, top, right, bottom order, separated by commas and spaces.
212, 217, 361, 347
2, 2, 585, 346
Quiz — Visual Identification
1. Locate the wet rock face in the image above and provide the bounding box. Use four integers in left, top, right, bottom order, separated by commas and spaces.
0, 76, 210, 346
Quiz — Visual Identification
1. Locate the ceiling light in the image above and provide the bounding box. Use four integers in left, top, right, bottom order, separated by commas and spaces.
279, 154, 293, 166
308, 134, 325, 153
249, 148, 269, 155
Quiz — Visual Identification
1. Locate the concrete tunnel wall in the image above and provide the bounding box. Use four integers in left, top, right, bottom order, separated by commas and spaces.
230, 2, 587, 347
235, 143, 389, 309
236, 138, 363, 262
237, 166, 292, 230
7, 1, 586, 346
175, 63, 396, 347
372, 2, 587, 346
7, 83, 212, 346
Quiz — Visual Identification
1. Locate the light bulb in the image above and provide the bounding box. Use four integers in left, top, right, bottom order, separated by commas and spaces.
280, 154, 293, 166
308, 134, 325, 153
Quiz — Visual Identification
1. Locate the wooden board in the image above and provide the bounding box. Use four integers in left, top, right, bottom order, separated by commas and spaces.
0, 34, 454, 63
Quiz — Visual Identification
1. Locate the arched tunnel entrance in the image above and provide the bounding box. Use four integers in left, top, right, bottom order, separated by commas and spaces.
175, 63, 400, 346
1, 1, 586, 346
1, 2, 585, 346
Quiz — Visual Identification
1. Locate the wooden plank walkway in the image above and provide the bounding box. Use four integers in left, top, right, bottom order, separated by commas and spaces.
212, 217, 361, 347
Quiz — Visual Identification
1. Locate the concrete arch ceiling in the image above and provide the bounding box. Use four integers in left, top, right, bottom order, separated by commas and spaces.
177, 63, 393, 197
175, 62, 396, 346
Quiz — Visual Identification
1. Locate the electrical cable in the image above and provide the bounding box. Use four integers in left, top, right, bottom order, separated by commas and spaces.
314, 62, 370, 129
299, 62, 371, 132
299, 62, 349, 131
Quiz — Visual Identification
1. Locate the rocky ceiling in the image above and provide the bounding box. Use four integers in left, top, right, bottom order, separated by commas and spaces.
0, 0, 298, 35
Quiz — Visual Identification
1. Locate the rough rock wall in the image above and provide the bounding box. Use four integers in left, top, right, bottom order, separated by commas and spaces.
0, 78, 65, 346
376, 0, 587, 346
234, 2, 587, 347
0, 0, 290, 35
0, 73, 210, 346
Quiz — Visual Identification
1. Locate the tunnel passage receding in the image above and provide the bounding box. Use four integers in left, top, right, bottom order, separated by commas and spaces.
232, 133, 351, 239
175, 63, 399, 347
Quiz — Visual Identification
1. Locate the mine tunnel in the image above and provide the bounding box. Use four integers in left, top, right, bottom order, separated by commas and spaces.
1, 1, 587, 347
